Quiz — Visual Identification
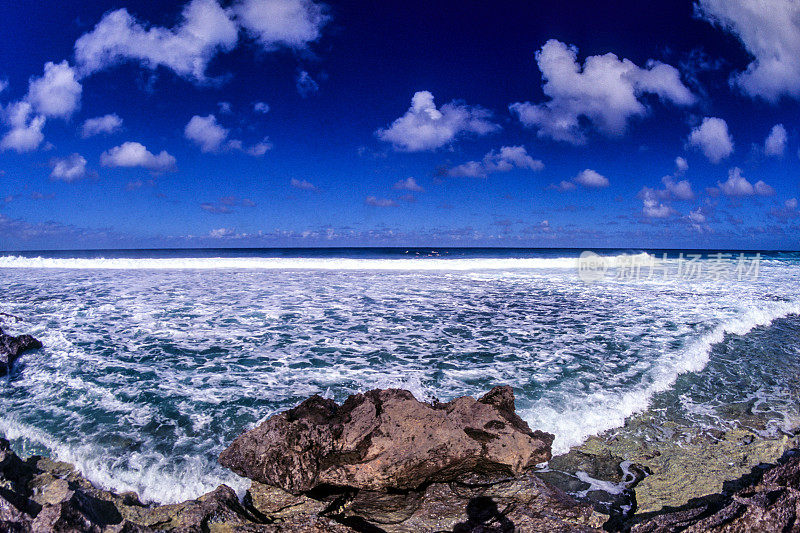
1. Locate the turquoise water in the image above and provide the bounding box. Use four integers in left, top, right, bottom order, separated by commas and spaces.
0, 248, 798, 502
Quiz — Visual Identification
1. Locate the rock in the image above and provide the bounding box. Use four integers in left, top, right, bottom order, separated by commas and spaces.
246, 482, 328, 520
338, 470, 605, 532
219, 386, 554, 494
628, 450, 800, 532
0, 328, 42, 375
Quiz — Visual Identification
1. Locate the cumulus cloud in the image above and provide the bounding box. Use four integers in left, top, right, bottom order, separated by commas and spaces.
574, 169, 609, 188
764, 124, 787, 156
675, 156, 689, 173
0, 80, 7, 93
26, 61, 82, 118
549, 180, 577, 192
244, 138, 272, 156
290, 178, 316, 190
295, 70, 319, 97
376, 91, 500, 152
100, 141, 177, 172
0, 102, 45, 153
509, 39, 695, 144
185, 114, 228, 152
687, 117, 734, 163
550, 169, 609, 191
184, 114, 271, 155
697, 0, 800, 101
0, 61, 81, 151
234, 0, 329, 51
392, 177, 424, 192
74, 0, 239, 81
81, 114, 123, 138
448, 145, 543, 178
253, 101, 270, 113
639, 175, 695, 203
686, 207, 707, 224
365, 196, 397, 207
640, 188, 677, 218
711, 167, 775, 197
50, 153, 88, 182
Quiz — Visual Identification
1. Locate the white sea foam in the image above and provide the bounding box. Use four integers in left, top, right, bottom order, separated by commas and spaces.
0, 253, 653, 271
524, 301, 800, 454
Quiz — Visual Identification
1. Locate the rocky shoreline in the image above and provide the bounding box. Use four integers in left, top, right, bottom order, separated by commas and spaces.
2, 330, 800, 531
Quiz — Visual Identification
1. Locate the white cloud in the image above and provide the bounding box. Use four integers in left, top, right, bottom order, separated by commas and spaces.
713, 167, 774, 197
393, 177, 424, 192
234, 0, 329, 51
245, 138, 272, 156
754, 180, 776, 196
640, 188, 676, 218
764, 124, 787, 156
295, 70, 319, 97
687, 207, 706, 224
687, 117, 734, 163
81, 114, 123, 138
376, 91, 500, 152
184, 114, 269, 155
290, 178, 316, 190
509, 39, 695, 144
550, 180, 577, 192
786, 198, 798, 209
209, 228, 235, 238
365, 196, 396, 207
50, 153, 88, 182
449, 145, 543, 178
697, 0, 800, 101
185, 114, 229, 152
675, 156, 688, 173
26, 61, 82, 119
253, 101, 270, 113
100, 141, 177, 172
662, 176, 695, 201
574, 169, 609, 188
0, 102, 45, 153
74, 0, 239, 81
0, 79, 7, 93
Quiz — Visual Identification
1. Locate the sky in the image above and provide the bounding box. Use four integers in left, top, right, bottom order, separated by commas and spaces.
1, 0, 800, 250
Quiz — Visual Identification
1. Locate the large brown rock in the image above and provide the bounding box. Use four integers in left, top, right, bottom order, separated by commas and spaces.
219, 386, 554, 494
0, 327, 42, 375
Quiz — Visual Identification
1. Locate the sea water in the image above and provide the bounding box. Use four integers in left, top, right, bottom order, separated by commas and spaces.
0, 248, 798, 503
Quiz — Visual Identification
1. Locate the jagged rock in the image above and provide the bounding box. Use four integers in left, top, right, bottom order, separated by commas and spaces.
246, 482, 328, 520
219, 386, 554, 494
338, 470, 605, 532
0, 328, 42, 375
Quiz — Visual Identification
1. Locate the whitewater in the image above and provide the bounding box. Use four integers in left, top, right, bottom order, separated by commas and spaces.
0, 249, 798, 504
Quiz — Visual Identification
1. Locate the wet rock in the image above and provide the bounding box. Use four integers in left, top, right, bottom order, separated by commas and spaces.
219, 386, 554, 494
0, 327, 42, 375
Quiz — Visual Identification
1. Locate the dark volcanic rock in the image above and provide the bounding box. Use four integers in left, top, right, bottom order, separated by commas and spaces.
0, 327, 42, 375
219, 386, 554, 494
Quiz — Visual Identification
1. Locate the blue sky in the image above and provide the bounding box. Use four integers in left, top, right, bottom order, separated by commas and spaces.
1, 0, 799, 250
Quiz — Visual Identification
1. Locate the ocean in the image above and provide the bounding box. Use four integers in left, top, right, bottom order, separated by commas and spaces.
0, 247, 799, 503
